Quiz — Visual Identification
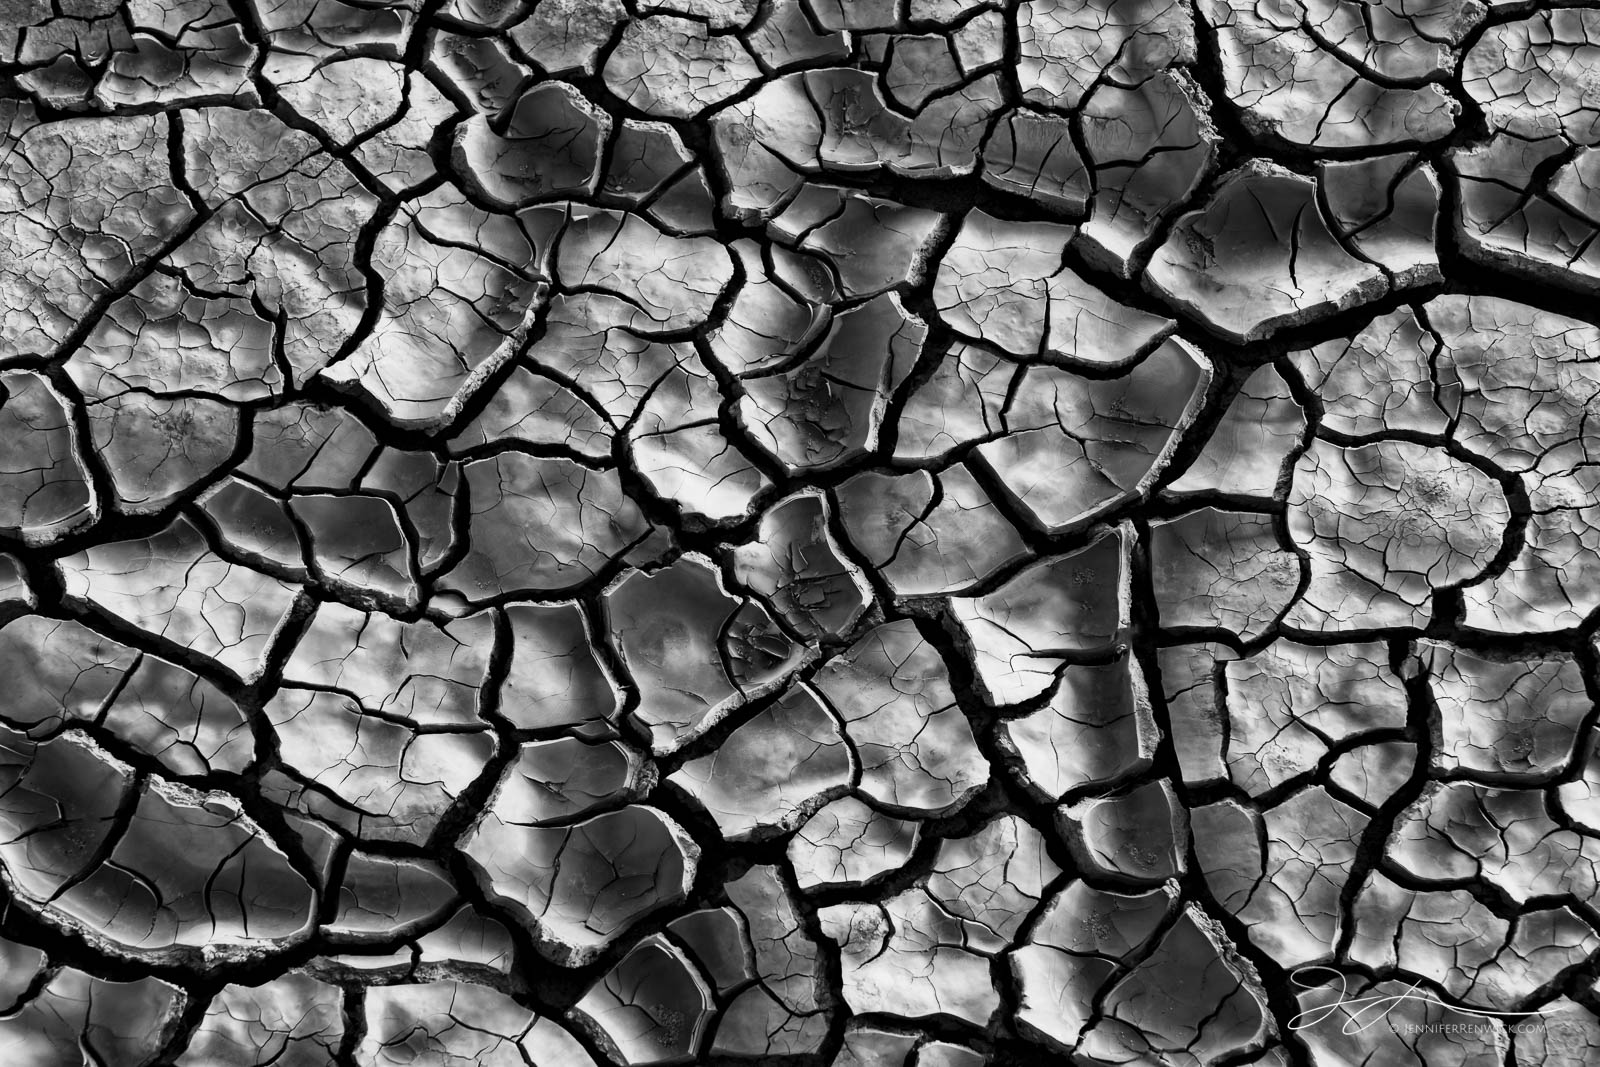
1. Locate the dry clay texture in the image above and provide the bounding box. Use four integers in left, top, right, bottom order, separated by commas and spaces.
5, 0, 1600, 1064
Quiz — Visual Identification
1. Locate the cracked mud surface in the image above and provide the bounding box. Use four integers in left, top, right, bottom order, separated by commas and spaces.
1, 0, 1599, 1064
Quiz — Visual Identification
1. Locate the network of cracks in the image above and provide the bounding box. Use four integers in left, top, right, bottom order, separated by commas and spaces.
1, 0, 1599, 1063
